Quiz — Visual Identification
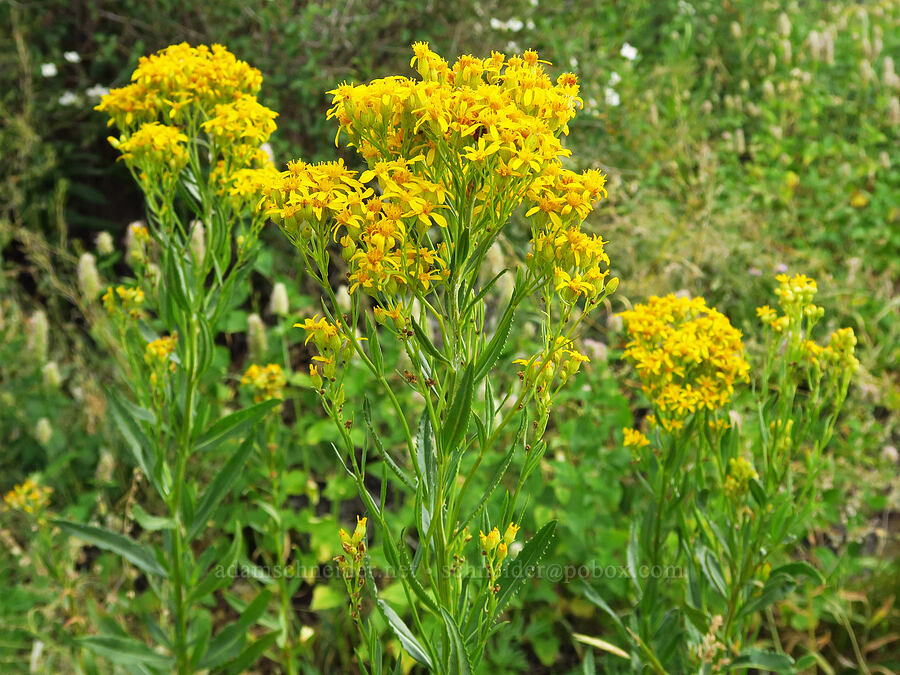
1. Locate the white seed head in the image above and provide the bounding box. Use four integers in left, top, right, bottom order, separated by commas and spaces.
78, 252, 102, 299
35, 418, 53, 446
26, 310, 49, 362
247, 313, 268, 363
42, 361, 62, 388
269, 282, 290, 316
95, 231, 114, 255
190, 220, 206, 265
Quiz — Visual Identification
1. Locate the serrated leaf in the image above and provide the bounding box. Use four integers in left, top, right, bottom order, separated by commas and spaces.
54, 520, 167, 578
441, 609, 473, 675
441, 364, 474, 455
494, 521, 557, 617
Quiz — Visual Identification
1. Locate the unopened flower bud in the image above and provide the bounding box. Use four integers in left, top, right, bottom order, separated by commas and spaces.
269, 282, 289, 316
730, 21, 742, 39
78, 252, 102, 299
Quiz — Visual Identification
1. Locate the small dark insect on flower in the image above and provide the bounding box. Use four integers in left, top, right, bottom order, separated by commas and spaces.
425, 377, 437, 387
344, 420, 352, 429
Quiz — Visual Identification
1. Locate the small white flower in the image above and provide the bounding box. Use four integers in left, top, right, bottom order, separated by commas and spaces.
620, 42, 638, 61
604, 87, 621, 107
86, 84, 110, 99
490, 17, 502, 29
41, 63, 57, 77
58, 91, 78, 106
526, 19, 535, 30
507, 18, 524, 32
269, 282, 290, 316
63, 51, 81, 63
506, 41, 520, 53
609, 71, 622, 86
569, 56, 579, 69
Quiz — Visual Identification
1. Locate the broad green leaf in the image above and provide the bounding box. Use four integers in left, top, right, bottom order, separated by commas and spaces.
54, 520, 167, 578
192, 399, 279, 453
187, 435, 255, 541
441, 608, 473, 675
377, 599, 432, 668
78, 635, 173, 668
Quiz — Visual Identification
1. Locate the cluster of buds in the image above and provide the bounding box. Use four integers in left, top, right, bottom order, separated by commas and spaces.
296, 316, 354, 408
335, 516, 368, 619
723, 457, 759, 501
125, 221, 152, 268
480, 522, 519, 593
515, 337, 590, 435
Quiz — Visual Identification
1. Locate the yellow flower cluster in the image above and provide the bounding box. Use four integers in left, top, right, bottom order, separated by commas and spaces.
619, 295, 750, 424
3, 478, 52, 515
723, 457, 758, 500
261, 157, 450, 297
145, 334, 178, 386
103, 285, 146, 319
263, 44, 611, 306
97, 43, 277, 211
113, 122, 189, 172
96, 43, 264, 128
480, 522, 519, 588
623, 427, 650, 449
241, 363, 286, 402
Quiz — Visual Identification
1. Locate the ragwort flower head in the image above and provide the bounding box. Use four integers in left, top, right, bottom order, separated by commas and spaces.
619, 295, 749, 422
241, 363, 287, 402
261, 43, 611, 307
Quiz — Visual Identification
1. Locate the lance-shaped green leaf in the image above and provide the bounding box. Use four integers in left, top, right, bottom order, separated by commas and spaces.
728, 648, 794, 672
78, 635, 174, 668
441, 608, 473, 675
473, 272, 525, 384
106, 390, 162, 495
54, 520, 167, 578
187, 435, 255, 541
365, 311, 384, 374
192, 399, 279, 453
377, 599, 433, 668
363, 398, 415, 491
440, 363, 474, 455
411, 317, 450, 366
196, 589, 272, 670
131, 503, 174, 531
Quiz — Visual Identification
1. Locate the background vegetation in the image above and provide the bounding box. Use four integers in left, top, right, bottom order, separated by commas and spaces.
1, 0, 898, 671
